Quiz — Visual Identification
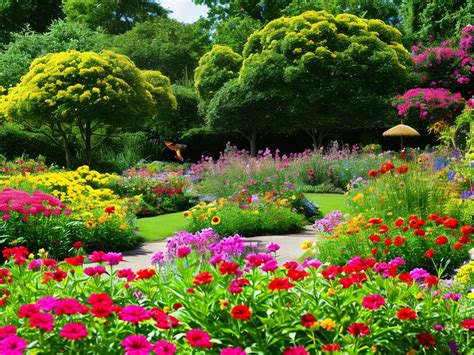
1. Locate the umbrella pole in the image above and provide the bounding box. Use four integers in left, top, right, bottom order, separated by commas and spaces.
400, 136, 404, 151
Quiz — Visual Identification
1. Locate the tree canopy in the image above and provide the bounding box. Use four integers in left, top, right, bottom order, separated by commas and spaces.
2, 50, 173, 167
213, 16, 263, 54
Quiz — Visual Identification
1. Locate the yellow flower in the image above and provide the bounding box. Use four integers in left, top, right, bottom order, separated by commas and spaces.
291, 195, 296, 200
211, 216, 221, 225
119, 223, 128, 231
219, 300, 229, 310
327, 288, 335, 297
253, 210, 259, 215
183, 211, 192, 218
98, 215, 111, 224
301, 240, 313, 250
163, 306, 170, 314
28, 253, 35, 259
467, 291, 474, 299
406, 349, 417, 355
85, 220, 96, 228
415, 293, 423, 300
320, 318, 336, 331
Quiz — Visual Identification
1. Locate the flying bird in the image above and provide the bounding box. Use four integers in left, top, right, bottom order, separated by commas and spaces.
164, 141, 186, 162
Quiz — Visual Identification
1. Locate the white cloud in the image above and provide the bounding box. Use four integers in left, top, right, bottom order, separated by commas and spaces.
160, 0, 208, 23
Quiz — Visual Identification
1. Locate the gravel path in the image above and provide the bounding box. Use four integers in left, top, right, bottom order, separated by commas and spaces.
120, 226, 315, 270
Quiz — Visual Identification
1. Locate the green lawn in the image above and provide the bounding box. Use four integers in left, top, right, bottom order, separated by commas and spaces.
136, 193, 349, 241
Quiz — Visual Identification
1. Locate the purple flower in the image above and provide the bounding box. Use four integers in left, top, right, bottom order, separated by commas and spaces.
102, 252, 123, 266
262, 259, 278, 272
410, 268, 430, 280
266, 242, 280, 253
151, 251, 165, 265
176, 246, 191, 258
434, 324, 444, 331
302, 258, 322, 269
443, 293, 462, 302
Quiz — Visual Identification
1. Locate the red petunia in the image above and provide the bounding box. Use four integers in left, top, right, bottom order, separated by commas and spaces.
268, 277, 294, 292
361, 294, 385, 310
397, 307, 417, 320
347, 323, 370, 337
425, 248, 434, 259
369, 234, 381, 243
461, 319, 474, 331
322, 343, 341, 352
193, 272, 213, 286
301, 314, 317, 328
416, 333, 435, 346
435, 236, 448, 246
394, 236, 406, 246
231, 305, 252, 321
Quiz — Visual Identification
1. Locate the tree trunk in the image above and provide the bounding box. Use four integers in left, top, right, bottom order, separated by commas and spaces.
84, 120, 92, 166
62, 137, 71, 169
249, 131, 257, 157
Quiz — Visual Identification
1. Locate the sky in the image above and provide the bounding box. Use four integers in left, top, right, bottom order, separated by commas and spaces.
160, 0, 209, 23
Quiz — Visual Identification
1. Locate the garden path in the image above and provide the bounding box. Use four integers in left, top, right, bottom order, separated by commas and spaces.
120, 225, 315, 270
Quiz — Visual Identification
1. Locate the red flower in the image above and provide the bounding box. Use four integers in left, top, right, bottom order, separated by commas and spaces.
394, 218, 405, 227
135, 268, 156, 280
444, 218, 459, 229
64, 256, 85, 266
72, 241, 83, 249
424, 275, 439, 287
322, 343, 341, 352
29, 312, 54, 332
339, 277, 354, 288
398, 273, 413, 284
414, 229, 425, 237
368, 170, 379, 177
435, 236, 449, 246
428, 213, 439, 221
394, 236, 406, 246
454, 242, 463, 250
283, 346, 308, 355
91, 303, 113, 318
458, 235, 470, 244
369, 234, 381, 243
371, 247, 378, 256
43, 269, 67, 283
104, 206, 115, 214
172, 303, 183, 310
379, 225, 389, 233
268, 277, 294, 292
218, 262, 239, 275
396, 165, 408, 173
60, 322, 88, 340
193, 271, 213, 286
287, 268, 310, 281
185, 329, 213, 348
397, 307, 417, 320
347, 323, 370, 337
301, 314, 317, 328
425, 248, 434, 259
321, 266, 342, 280
384, 237, 392, 246
461, 225, 473, 235
361, 294, 385, 310
231, 305, 252, 321
368, 218, 383, 225
416, 333, 435, 346
461, 319, 474, 331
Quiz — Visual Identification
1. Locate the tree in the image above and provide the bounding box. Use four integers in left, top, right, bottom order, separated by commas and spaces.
213, 16, 263, 53
2, 50, 174, 167
167, 85, 204, 140
62, 0, 167, 34
401, 0, 473, 42
194, 45, 243, 103
0, 20, 109, 88
113, 18, 210, 81
0, 0, 63, 44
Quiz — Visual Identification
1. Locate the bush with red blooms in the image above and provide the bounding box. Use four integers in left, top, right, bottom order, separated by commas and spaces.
0, 235, 472, 354
317, 214, 472, 275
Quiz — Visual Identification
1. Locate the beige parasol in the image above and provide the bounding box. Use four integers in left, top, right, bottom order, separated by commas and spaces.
383, 123, 420, 151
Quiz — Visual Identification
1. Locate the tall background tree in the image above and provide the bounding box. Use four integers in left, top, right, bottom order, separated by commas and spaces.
2, 50, 175, 167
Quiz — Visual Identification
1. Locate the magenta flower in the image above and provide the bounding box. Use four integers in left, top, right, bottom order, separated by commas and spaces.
176, 246, 191, 258
266, 242, 280, 252
121, 335, 152, 355
0, 336, 28, 354
89, 251, 106, 263
102, 252, 123, 266
119, 305, 151, 325
29, 312, 54, 332
221, 347, 247, 355
0, 325, 17, 340
283, 346, 309, 355
60, 323, 88, 340
154, 340, 177, 355
185, 329, 213, 348
361, 294, 386, 310
84, 265, 107, 277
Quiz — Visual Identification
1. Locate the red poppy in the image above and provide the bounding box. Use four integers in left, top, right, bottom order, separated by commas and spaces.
424, 275, 439, 287
322, 343, 341, 352
461, 319, 474, 331
380, 162, 395, 174
398, 273, 413, 284
414, 229, 426, 237
425, 248, 434, 259
461, 225, 473, 235
394, 236, 406, 247
368, 170, 379, 177
231, 305, 252, 321
416, 333, 435, 346
347, 323, 370, 337
218, 262, 239, 275
379, 225, 389, 233
104, 206, 115, 214
64, 256, 85, 266
193, 272, 213, 286
371, 247, 378, 256
458, 235, 470, 244
397, 307, 417, 320
384, 237, 392, 246
368, 218, 383, 225
454, 242, 463, 250
394, 218, 404, 227
444, 218, 459, 229
287, 268, 310, 281
369, 234, 381, 243
301, 314, 317, 328
135, 268, 156, 280
435, 236, 448, 246
396, 165, 408, 173
268, 277, 294, 292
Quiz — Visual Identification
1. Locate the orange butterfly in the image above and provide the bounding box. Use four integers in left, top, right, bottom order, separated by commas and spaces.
164, 141, 186, 162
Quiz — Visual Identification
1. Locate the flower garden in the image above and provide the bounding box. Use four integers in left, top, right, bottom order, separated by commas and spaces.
0, 3, 473, 354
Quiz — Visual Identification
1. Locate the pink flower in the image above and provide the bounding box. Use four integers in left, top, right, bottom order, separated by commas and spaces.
121, 335, 152, 355
84, 265, 107, 277
29, 312, 54, 332
361, 294, 386, 310
102, 252, 123, 266
283, 346, 309, 355
154, 340, 177, 355
89, 251, 106, 263
0, 336, 28, 354
60, 322, 88, 340
0, 325, 17, 340
266, 242, 280, 252
177, 246, 191, 258
221, 347, 246, 355
1, 214, 9, 221
119, 305, 151, 325
185, 329, 213, 348
117, 268, 136, 281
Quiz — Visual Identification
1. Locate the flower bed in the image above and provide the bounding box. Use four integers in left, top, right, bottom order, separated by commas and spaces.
0, 231, 472, 354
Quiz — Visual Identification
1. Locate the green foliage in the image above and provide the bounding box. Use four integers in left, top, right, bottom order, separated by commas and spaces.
194, 45, 243, 102
0, 0, 63, 44
0, 20, 109, 88
113, 18, 210, 81
2, 50, 162, 167
62, 0, 167, 34
401, 0, 474, 42
213, 16, 263, 53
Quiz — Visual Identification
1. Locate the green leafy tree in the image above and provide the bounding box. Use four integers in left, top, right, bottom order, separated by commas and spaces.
113, 18, 210, 81
213, 16, 263, 53
401, 0, 473, 42
194, 45, 243, 103
0, 0, 63, 44
2, 50, 173, 167
0, 20, 109, 88
167, 85, 204, 140
62, 0, 167, 34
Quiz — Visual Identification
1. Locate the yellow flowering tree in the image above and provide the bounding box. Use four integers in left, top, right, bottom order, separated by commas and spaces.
2, 50, 174, 167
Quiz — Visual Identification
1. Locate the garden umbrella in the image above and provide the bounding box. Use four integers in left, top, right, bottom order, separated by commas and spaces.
382, 123, 420, 151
